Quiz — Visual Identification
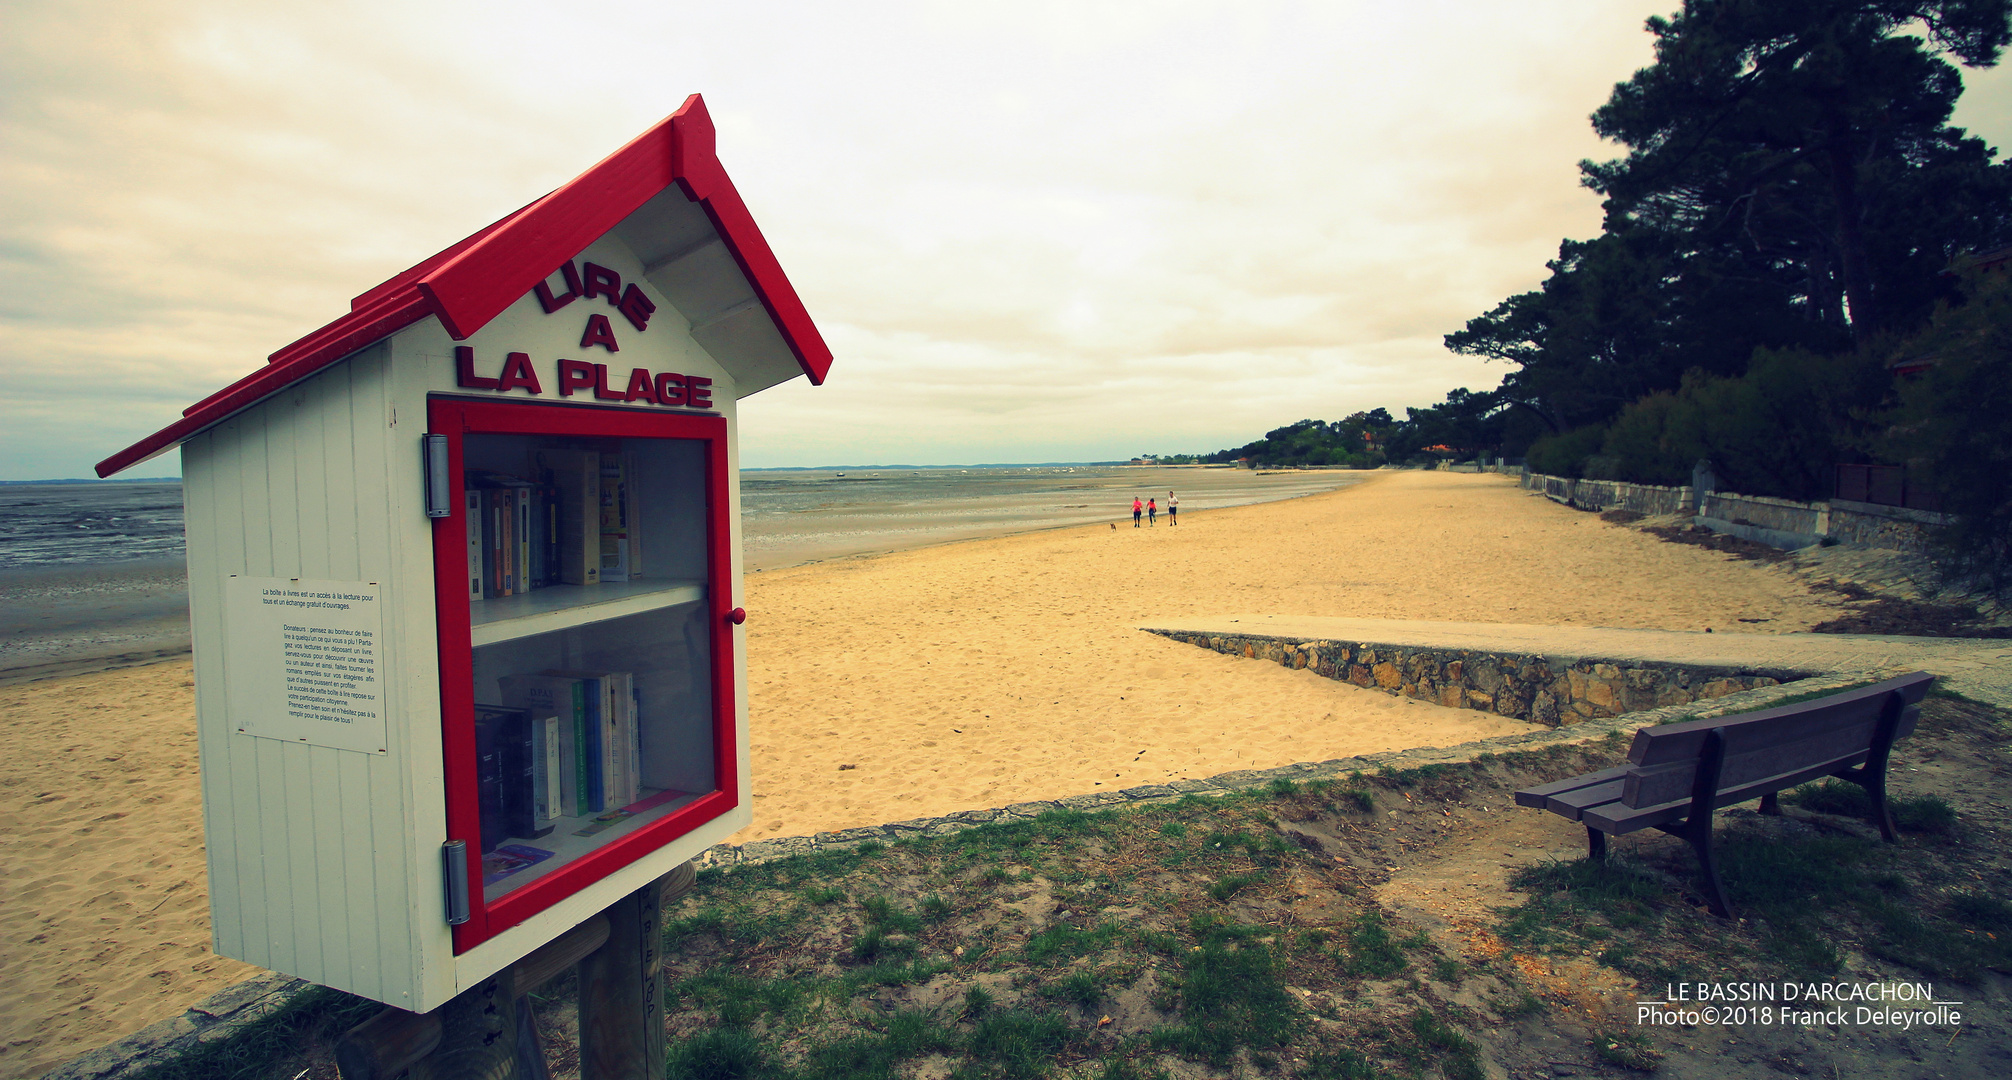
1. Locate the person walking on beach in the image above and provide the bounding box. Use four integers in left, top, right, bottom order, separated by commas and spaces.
1167, 491, 1177, 526
1147, 497, 1157, 526
1132, 496, 1143, 527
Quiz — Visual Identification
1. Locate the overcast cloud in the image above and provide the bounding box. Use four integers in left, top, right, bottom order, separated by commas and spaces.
5, 0, 2010, 477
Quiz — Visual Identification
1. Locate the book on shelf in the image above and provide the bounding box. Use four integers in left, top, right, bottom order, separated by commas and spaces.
498, 674, 587, 818
464, 488, 484, 602
475, 704, 554, 844
534, 449, 601, 586
597, 455, 646, 582
536, 669, 639, 812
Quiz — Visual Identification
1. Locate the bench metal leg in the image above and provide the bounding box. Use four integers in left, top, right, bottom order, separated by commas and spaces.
1758, 792, 1781, 816
1685, 818, 1733, 919
1585, 826, 1607, 860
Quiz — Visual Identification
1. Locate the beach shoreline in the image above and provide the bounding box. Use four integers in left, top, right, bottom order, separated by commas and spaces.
1, 470, 1864, 1078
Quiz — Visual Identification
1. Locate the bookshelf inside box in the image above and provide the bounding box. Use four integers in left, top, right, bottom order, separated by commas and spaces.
433, 397, 738, 953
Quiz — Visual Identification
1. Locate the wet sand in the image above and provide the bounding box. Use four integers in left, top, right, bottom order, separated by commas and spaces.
0, 561, 191, 686
0, 471, 1847, 1078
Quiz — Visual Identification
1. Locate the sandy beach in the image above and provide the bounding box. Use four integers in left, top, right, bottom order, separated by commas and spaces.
0, 470, 1850, 1078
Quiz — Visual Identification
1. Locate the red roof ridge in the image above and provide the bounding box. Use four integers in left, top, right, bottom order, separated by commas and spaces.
98, 94, 831, 478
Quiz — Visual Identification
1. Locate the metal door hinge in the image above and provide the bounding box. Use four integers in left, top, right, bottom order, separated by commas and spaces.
423, 434, 452, 519
443, 840, 470, 925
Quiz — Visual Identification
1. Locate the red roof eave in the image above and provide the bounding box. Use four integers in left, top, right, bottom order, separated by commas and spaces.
96, 94, 831, 478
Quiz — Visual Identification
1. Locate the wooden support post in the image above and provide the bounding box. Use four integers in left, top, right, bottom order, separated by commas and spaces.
579, 878, 666, 1080
334, 1007, 443, 1080
408, 970, 519, 1080
336, 863, 695, 1080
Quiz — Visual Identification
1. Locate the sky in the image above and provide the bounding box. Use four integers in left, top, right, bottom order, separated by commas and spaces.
5, 1, 2012, 478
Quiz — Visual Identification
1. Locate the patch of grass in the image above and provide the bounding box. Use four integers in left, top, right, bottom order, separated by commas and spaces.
1339, 911, 1408, 977
1025, 920, 1124, 965
675, 970, 815, 1028
1410, 1010, 1485, 1080
1501, 857, 1670, 948
1149, 924, 1299, 1064
1267, 777, 1299, 796
1949, 891, 2012, 930
861, 894, 923, 933
963, 985, 995, 1018
1338, 787, 1376, 812
802, 884, 847, 905
1208, 871, 1266, 901
1432, 956, 1462, 982
922, 893, 953, 918
666, 1027, 770, 1080
1785, 779, 1958, 834
966, 1010, 1074, 1080
1047, 969, 1106, 1010
1594, 1028, 1662, 1072
798, 1009, 955, 1080
1301, 1047, 1381, 1078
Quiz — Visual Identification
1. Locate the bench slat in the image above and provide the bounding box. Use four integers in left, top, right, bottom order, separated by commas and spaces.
1586, 755, 1876, 834
1624, 736, 1878, 808
1512, 765, 1632, 810
1627, 673, 1931, 766
1543, 779, 1627, 822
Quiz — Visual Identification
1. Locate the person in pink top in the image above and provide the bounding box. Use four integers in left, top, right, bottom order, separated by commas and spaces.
1147, 497, 1157, 525
1132, 497, 1143, 527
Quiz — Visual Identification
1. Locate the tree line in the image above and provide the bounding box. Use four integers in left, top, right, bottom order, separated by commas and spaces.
1159, 2, 2012, 590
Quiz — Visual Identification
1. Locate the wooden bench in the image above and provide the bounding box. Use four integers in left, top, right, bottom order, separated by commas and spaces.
1513, 671, 1936, 918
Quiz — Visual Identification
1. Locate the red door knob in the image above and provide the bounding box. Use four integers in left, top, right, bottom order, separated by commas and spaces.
726, 607, 746, 625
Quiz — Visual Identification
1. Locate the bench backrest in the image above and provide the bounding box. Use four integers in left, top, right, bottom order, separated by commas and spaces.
1620, 671, 1935, 810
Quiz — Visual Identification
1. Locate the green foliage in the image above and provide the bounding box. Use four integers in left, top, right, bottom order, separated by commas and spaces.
1590, 347, 1890, 500
1451, 0, 2012, 451
1881, 268, 2012, 594
1192, 411, 1398, 468
1526, 423, 1610, 478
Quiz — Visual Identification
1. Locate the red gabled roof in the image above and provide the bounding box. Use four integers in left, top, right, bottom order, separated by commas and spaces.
98, 94, 831, 477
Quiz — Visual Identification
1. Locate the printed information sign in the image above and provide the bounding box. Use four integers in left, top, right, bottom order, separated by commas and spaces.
224, 576, 388, 754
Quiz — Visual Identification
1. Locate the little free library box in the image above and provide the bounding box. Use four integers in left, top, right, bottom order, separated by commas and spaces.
97, 96, 831, 1013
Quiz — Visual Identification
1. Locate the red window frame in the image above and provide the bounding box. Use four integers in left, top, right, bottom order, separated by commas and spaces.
428, 396, 738, 953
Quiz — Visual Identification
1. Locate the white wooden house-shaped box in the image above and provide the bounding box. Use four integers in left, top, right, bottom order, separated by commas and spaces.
97, 96, 831, 1012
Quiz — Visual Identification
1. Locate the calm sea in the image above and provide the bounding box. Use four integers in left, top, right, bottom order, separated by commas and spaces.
0, 482, 188, 570
0, 467, 1366, 572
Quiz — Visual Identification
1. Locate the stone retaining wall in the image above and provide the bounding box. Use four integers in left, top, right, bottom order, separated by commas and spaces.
1142, 629, 1800, 726
1521, 470, 1946, 553
1524, 472, 1694, 516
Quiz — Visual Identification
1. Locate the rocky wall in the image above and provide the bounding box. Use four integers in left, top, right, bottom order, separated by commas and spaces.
1145, 629, 1797, 726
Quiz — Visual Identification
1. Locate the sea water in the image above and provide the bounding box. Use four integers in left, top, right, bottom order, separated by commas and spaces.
0, 468, 1366, 572
0, 467, 1367, 673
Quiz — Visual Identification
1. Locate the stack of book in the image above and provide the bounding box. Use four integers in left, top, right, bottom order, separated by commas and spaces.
466, 448, 645, 600
487, 669, 644, 843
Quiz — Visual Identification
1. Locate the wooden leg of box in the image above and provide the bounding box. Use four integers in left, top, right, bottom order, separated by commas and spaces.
578, 873, 669, 1080
334, 1006, 443, 1080
408, 970, 520, 1080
